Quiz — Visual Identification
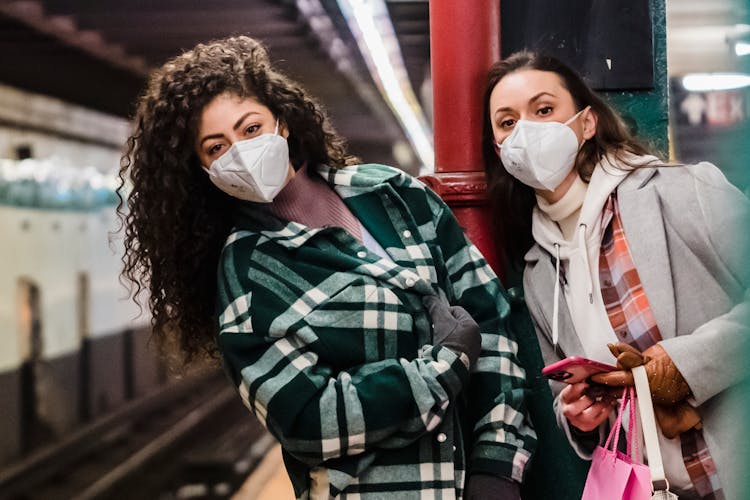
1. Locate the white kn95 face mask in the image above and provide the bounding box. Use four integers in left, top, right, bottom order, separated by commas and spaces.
204, 120, 290, 203
497, 107, 589, 191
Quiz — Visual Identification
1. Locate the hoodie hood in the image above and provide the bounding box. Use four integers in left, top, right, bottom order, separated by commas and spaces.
532, 152, 659, 259
527, 151, 660, 352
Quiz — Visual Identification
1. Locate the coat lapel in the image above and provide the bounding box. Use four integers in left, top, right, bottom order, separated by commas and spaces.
617, 172, 677, 339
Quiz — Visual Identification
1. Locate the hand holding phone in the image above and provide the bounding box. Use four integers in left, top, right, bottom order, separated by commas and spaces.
547, 358, 620, 431
559, 382, 617, 431
542, 356, 616, 384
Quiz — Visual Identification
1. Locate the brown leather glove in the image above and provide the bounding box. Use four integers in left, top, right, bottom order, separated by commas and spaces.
653, 403, 703, 439
591, 342, 701, 439
591, 342, 691, 404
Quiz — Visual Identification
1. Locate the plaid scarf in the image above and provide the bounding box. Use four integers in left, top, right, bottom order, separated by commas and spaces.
599, 194, 724, 500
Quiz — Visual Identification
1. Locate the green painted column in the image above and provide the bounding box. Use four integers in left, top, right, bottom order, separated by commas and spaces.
730, 0, 750, 494
729, 0, 750, 191
603, 0, 669, 156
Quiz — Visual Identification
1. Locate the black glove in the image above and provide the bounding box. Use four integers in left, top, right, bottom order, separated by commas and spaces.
465, 474, 521, 500
422, 295, 481, 368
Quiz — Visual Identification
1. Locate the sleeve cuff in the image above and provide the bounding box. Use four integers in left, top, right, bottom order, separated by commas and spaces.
553, 390, 606, 459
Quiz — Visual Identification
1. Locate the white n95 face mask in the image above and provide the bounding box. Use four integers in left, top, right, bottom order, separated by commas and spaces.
497, 107, 588, 191
204, 121, 290, 203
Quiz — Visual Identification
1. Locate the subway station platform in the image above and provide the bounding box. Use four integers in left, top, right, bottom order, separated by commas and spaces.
234, 445, 294, 500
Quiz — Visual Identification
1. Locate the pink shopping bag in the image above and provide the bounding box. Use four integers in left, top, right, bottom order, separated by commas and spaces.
581, 387, 652, 500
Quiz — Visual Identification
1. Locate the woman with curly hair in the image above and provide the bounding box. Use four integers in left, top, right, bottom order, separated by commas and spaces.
119, 36, 535, 499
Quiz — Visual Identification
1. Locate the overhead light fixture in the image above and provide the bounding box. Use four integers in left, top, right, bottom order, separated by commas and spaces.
735, 41, 750, 57
682, 72, 750, 91
295, 1, 393, 118
336, 0, 434, 171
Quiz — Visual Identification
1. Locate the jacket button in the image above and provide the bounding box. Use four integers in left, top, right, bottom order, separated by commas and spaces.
357, 251, 367, 258
405, 278, 416, 288
402, 230, 412, 238
436, 433, 447, 443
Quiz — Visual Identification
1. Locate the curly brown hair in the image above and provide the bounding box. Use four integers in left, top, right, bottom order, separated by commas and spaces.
119, 36, 357, 361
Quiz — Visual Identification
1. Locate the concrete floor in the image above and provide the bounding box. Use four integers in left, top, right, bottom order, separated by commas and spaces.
233, 445, 294, 500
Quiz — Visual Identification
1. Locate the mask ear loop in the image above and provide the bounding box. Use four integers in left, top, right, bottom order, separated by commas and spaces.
563, 105, 591, 126
491, 134, 504, 163
567, 105, 591, 156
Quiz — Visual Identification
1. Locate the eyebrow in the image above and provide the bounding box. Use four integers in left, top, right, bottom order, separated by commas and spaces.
198, 111, 261, 147
493, 91, 558, 117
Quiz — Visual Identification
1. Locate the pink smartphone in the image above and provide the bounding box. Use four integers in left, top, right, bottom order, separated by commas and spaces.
542, 356, 617, 384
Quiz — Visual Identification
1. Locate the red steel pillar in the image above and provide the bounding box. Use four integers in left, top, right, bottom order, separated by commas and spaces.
420, 1, 502, 275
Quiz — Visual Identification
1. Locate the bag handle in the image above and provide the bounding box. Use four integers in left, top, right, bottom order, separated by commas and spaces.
601, 387, 641, 462
626, 386, 641, 462
632, 365, 669, 492
602, 387, 629, 452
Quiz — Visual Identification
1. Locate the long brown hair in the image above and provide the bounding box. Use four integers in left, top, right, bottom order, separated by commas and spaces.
118, 36, 357, 361
481, 51, 653, 268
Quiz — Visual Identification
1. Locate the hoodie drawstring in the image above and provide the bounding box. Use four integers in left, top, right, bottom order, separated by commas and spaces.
552, 224, 596, 348
552, 243, 561, 348
578, 223, 594, 304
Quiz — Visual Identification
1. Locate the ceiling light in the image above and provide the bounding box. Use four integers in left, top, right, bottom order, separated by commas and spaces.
735, 41, 750, 57
337, 0, 434, 170
682, 72, 750, 91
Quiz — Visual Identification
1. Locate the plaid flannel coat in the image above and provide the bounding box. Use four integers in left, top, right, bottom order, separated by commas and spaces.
217, 164, 536, 499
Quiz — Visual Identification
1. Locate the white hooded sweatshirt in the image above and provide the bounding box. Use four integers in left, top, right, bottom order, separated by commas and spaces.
531, 154, 640, 363
531, 152, 694, 494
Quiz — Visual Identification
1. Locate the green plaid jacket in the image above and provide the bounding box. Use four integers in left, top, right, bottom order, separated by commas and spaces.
217, 164, 536, 499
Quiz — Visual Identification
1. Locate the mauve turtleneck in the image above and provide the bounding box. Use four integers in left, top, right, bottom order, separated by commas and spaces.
268, 164, 363, 241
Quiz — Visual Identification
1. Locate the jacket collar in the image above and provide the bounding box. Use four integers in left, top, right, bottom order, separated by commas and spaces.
617, 162, 660, 191
525, 161, 677, 338
316, 163, 403, 190
231, 163, 402, 249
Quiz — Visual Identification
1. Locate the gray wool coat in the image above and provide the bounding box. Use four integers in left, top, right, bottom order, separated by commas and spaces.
523, 162, 750, 498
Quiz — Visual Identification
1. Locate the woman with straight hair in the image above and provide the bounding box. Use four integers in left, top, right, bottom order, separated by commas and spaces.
481, 51, 749, 499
